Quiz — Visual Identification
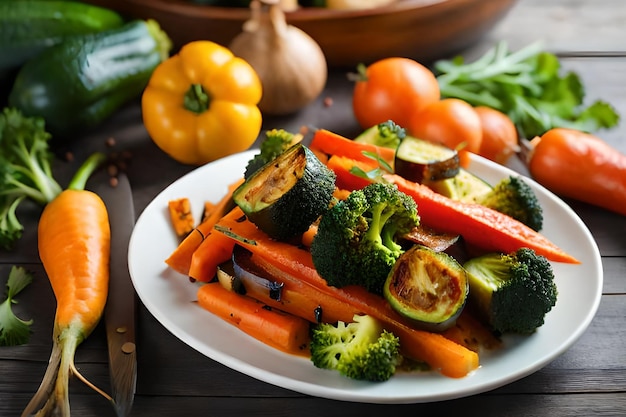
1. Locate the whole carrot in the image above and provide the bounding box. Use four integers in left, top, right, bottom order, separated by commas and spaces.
526, 128, 626, 216
22, 153, 111, 417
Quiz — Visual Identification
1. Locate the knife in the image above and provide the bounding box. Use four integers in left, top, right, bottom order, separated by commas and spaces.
96, 172, 137, 417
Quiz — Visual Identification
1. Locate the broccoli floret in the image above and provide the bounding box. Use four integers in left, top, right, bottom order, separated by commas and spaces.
310, 182, 420, 295
244, 129, 302, 179
474, 175, 544, 231
310, 314, 401, 382
354, 120, 407, 149
463, 247, 558, 334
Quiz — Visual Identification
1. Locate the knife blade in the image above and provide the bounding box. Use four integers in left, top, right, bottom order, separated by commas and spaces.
96, 172, 137, 417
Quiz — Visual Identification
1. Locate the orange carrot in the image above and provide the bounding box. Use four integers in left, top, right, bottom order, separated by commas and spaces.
230, 245, 357, 324
23, 153, 113, 416
165, 178, 243, 275
188, 222, 237, 282
168, 197, 195, 237
301, 223, 318, 248
197, 282, 311, 356
309, 128, 396, 166
327, 154, 579, 264
526, 128, 626, 216
214, 208, 479, 378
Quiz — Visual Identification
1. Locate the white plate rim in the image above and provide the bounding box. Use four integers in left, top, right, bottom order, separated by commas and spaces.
128, 149, 603, 404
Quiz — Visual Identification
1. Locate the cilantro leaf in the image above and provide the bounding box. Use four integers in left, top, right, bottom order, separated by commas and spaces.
0, 266, 34, 346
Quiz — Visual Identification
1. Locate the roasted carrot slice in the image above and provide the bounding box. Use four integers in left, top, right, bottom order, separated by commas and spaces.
165, 178, 244, 275
309, 128, 396, 166
188, 225, 236, 282
197, 282, 310, 356
168, 197, 195, 237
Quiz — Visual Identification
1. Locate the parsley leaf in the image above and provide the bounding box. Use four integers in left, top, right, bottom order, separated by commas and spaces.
435, 41, 620, 138
0, 266, 34, 346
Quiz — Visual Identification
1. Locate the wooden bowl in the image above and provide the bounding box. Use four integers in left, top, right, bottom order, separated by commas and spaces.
86, 0, 518, 67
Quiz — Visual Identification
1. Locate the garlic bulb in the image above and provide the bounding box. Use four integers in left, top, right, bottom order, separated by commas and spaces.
229, 0, 328, 115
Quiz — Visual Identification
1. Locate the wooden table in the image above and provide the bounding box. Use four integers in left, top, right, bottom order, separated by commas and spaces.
2, 0, 625, 415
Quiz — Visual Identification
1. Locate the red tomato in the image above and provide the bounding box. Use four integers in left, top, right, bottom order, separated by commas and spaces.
352, 57, 440, 130
474, 106, 519, 165
407, 98, 482, 168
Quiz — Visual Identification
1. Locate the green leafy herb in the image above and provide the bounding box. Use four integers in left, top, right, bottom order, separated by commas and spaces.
0, 266, 34, 346
0, 107, 62, 250
434, 41, 620, 138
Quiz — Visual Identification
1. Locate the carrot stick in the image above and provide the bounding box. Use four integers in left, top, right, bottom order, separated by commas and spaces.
23, 153, 113, 416
165, 178, 243, 275
197, 282, 311, 356
309, 128, 396, 166
327, 154, 579, 264
188, 223, 237, 282
214, 208, 479, 378
230, 245, 357, 324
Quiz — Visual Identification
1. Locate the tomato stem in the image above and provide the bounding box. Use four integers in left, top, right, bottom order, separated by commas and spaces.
184, 84, 211, 114
346, 63, 368, 83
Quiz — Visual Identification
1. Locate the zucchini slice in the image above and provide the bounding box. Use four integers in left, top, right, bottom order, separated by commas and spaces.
384, 245, 468, 332
233, 143, 336, 241
394, 136, 460, 183
427, 168, 493, 201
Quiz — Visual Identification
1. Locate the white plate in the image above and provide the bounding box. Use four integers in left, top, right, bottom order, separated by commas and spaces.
128, 150, 602, 404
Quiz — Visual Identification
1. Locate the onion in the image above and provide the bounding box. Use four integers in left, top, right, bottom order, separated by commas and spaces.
229, 0, 328, 115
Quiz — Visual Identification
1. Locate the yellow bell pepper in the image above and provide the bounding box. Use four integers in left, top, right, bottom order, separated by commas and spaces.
142, 41, 263, 165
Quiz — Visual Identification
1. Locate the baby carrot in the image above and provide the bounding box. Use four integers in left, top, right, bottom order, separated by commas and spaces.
197, 282, 311, 356
22, 153, 112, 417
526, 128, 626, 216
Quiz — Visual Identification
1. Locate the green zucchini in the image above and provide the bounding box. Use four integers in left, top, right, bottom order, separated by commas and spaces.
384, 244, 468, 332
8, 19, 172, 137
233, 143, 336, 241
427, 168, 493, 201
394, 135, 461, 183
0, 0, 124, 71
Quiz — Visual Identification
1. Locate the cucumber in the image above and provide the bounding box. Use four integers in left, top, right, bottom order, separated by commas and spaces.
0, 0, 124, 71
8, 19, 172, 138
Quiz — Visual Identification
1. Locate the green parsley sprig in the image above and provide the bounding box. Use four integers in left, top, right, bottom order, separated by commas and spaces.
434, 41, 620, 138
0, 266, 34, 346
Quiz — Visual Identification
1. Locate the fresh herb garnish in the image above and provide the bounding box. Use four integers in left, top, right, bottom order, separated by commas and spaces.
0, 266, 34, 346
434, 41, 620, 138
